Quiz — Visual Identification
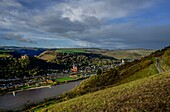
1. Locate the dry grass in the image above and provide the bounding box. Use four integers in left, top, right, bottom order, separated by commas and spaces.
37, 51, 56, 61
37, 71, 170, 112
117, 63, 158, 85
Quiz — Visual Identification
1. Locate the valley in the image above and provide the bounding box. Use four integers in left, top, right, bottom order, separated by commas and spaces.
22, 46, 170, 112
1, 1, 169, 111
0, 46, 169, 111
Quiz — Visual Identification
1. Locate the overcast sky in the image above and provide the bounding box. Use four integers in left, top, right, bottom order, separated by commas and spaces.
0, 0, 170, 49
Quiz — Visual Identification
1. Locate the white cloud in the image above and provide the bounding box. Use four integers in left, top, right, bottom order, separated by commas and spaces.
58, 0, 157, 21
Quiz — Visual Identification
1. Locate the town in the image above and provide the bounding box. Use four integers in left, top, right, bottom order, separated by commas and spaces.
0, 52, 127, 94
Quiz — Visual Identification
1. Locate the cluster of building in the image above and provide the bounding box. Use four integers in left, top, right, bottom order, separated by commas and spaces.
0, 75, 48, 90
0, 58, 128, 91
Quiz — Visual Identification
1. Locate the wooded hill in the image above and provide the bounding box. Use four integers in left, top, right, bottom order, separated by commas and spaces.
0, 50, 116, 79
38, 50, 117, 69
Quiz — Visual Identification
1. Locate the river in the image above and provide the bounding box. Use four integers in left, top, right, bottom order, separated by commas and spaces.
0, 80, 83, 111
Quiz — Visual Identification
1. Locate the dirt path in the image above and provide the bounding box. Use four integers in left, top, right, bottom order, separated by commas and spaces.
155, 58, 164, 73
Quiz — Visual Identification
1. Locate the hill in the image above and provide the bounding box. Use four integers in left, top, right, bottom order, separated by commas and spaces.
0, 46, 45, 57
0, 57, 48, 79
85, 49, 155, 60
37, 50, 117, 70
24, 46, 170, 112
39, 71, 170, 112
58, 46, 169, 99
37, 51, 56, 61
37, 48, 154, 62
37, 49, 89, 62
16, 49, 45, 57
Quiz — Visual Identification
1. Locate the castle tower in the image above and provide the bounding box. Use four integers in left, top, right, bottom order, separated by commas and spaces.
72, 64, 78, 72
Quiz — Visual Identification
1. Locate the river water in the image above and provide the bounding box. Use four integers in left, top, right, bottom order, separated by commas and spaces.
0, 80, 83, 111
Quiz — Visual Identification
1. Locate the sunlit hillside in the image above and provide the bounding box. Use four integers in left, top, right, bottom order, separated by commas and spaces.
25, 46, 170, 112
39, 71, 170, 112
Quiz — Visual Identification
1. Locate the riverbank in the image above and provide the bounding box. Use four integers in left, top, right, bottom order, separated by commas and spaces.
0, 80, 84, 111
0, 76, 90, 96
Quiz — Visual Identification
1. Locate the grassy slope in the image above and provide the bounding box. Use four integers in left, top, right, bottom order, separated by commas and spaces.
25, 47, 168, 111
37, 51, 56, 61
39, 71, 170, 112
0, 53, 11, 57
26, 53, 158, 112
38, 49, 154, 62
0, 50, 13, 57
160, 48, 170, 71
116, 63, 158, 85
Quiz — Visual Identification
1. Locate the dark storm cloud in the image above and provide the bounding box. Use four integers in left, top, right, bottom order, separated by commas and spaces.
69, 23, 170, 49
1, 33, 35, 43
32, 14, 101, 33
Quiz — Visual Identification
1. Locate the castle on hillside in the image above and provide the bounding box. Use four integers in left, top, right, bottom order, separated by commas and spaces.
21, 54, 29, 59
71, 64, 78, 72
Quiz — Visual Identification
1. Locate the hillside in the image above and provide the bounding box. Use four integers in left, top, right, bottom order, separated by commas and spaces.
37, 48, 154, 62
86, 49, 155, 60
0, 57, 50, 79
95, 49, 154, 59
39, 71, 170, 112
38, 51, 56, 61
37, 50, 117, 70
23, 46, 170, 111
37, 49, 89, 62
0, 46, 45, 58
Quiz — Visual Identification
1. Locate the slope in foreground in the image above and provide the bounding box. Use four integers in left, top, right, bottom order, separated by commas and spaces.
39, 71, 170, 112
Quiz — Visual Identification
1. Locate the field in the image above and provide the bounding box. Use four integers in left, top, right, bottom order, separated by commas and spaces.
56, 76, 75, 82
0, 50, 12, 57
37, 71, 170, 112
55, 49, 87, 53
0, 54, 10, 57
38, 54, 55, 61
0, 53, 12, 57
37, 51, 56, 61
